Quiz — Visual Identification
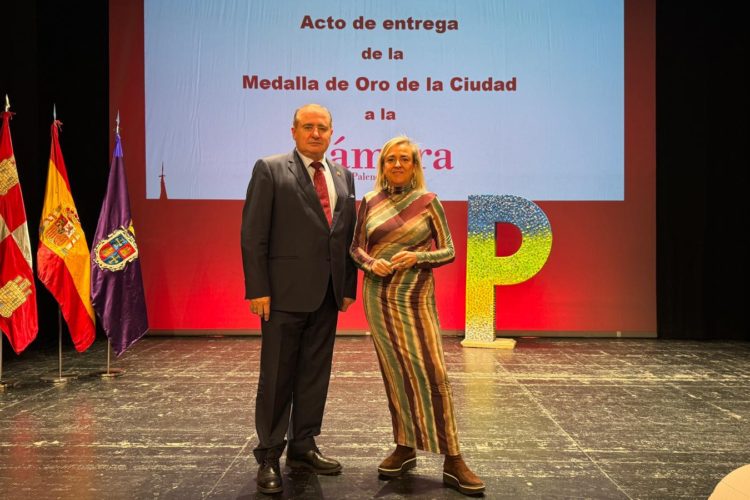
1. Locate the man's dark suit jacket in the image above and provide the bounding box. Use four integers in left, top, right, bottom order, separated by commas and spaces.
241, 150, 357, 312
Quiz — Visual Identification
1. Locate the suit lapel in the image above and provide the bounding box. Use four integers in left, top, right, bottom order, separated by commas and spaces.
288, 151, 331, 229
330, 163, 348, 229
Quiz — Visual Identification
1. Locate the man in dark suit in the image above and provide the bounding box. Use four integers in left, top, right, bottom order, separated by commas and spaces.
241, 103, 357, 494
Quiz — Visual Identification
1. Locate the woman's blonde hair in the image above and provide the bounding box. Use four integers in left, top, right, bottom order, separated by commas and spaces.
374, 135, 427, 192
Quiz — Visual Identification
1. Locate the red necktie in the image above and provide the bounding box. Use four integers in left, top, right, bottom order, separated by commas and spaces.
311, 161, 332, 226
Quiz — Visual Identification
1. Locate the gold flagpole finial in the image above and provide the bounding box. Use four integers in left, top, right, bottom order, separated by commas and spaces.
4, 94, 9, 112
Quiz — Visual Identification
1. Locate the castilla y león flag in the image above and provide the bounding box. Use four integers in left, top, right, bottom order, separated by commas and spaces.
0, 110, 38, 353
91, 131, 148, 356
37, 120, 95, 352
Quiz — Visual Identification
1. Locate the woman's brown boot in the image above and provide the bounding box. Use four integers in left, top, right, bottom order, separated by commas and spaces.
378, 445, 417, 477
443, 454, 485, 495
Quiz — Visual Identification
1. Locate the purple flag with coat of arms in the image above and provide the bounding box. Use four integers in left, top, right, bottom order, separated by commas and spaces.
91, 130, 148, 356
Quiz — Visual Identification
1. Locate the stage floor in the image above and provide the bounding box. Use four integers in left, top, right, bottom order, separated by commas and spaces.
1, 336, 749, 499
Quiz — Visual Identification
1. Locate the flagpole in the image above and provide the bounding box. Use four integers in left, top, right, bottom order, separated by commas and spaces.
40, 309, 79, 383
92, 111, 127, 379
58, 309, 62, 378
0, 97, 10, 389
93, 342, 124, 378
0, 340, 19, 390
0, 98, 11, 389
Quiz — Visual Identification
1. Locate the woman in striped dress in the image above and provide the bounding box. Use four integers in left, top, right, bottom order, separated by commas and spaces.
350, 136, 484, 496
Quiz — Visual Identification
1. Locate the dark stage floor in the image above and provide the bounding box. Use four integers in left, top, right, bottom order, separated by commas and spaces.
1, 336, 749, 499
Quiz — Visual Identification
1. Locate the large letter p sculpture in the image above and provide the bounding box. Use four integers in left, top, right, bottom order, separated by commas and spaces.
463, 195, 553, 349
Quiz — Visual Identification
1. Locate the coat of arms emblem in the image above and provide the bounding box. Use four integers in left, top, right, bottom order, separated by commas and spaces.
93, 227, 139, 271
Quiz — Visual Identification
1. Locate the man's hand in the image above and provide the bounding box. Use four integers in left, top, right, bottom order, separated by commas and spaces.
340, 297, 355, 312
250, 296, 271, 321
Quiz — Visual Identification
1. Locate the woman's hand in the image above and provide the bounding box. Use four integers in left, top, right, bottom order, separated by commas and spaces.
371, 258, 394, 277
391, 251, 417, 271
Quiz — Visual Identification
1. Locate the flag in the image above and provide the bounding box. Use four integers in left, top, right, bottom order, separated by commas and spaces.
91, 131, 148, 356
37, 120, 95, 352
0, 110, 38, 353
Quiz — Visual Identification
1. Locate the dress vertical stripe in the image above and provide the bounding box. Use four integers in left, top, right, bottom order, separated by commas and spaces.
351, 188, 459, 455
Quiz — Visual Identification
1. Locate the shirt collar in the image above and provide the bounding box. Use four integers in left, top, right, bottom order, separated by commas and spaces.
296, 150, 328, 171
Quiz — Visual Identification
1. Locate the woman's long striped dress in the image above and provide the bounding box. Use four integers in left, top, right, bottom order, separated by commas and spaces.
350, 188, 460, 455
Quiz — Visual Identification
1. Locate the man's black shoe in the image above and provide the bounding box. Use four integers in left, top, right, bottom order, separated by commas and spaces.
286, 449, 342, 475
257, 457, 283, 494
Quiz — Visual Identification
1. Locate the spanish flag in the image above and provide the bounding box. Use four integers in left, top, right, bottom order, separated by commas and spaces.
37, 120, 95, 352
